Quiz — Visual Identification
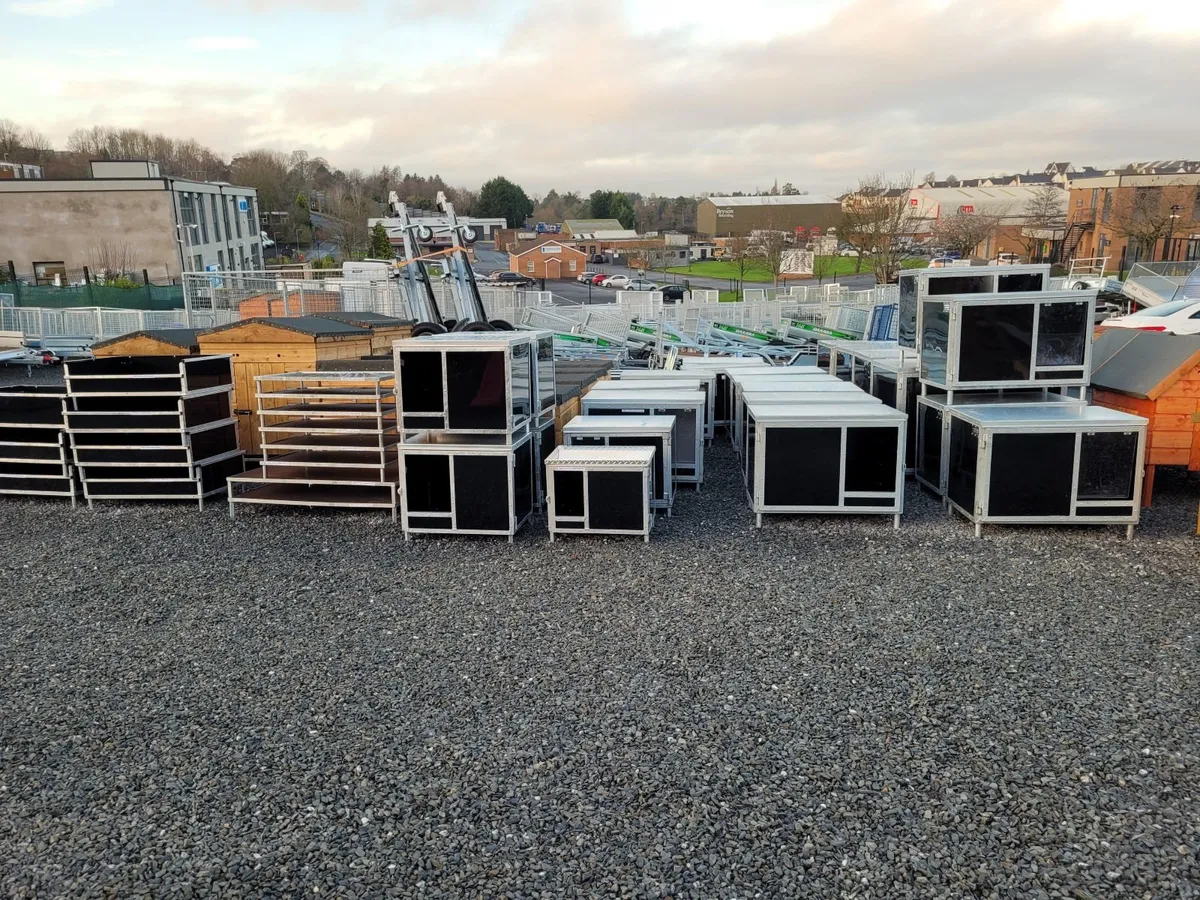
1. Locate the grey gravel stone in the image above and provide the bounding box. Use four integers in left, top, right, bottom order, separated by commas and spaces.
0, 375, 1198, 897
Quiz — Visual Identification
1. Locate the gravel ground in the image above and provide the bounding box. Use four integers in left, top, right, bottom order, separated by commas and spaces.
1, 365, 1199, 897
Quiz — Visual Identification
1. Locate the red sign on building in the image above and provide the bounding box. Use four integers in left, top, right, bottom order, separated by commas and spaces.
960, 205, 975, 214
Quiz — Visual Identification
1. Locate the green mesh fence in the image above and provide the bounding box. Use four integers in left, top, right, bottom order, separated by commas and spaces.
5, 282, 185, 310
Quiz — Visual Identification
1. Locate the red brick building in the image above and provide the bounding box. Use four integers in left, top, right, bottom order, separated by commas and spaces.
508, 239, 588, 279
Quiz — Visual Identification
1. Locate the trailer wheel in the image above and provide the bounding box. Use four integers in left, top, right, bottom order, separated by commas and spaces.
489, 319, 515, 331
460, 321, 496, 332
411, 322, 448, 337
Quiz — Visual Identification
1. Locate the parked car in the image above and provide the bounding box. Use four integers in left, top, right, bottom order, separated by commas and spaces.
590, 273, 608, 285
1099, 299, 1200, 336
929, 257, 958, 268
661, 285, 686, 303
590, 254, 606, 264
837, 247, 859, 257
994, 252, 1023, 265
626, 279, 661, 292
488, 271, 536, 287
577, 270, 599, 283
602, 274, 632, 289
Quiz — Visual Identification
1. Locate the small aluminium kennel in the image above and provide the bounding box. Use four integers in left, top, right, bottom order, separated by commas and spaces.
743, 400, 907, 528
545, 446, 656, 542
581, 389, 705, 485
562, 414, 675, 514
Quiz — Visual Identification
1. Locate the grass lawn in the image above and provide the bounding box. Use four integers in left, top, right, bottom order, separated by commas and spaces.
663, 256, 928, 283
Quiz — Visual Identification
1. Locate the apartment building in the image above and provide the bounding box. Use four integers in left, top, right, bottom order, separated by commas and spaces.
1063, 172, 1200, 268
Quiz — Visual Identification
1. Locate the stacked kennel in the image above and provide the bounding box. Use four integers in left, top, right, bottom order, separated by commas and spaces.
64, 355, 243, 507
906, 276, 1148, 537
0, 385, 78, 505
393, 331, 554, 539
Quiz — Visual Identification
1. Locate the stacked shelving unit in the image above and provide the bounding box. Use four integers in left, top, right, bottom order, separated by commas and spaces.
64, 355, 243, 508
226, 371, 400, 520
0, 385, 78, 505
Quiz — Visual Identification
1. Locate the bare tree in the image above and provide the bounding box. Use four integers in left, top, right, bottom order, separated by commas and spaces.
723, 235, 760, 299
932, 207, 1007, 259
811, 251, 837, 284
840, 172, 923, 283
0, 119, 23, 160
88, 240, 138, 282
754, 228, 790, 287
1110, 183, 1189, 262
321, 185, 377, 259
1012, 183, 1066, 262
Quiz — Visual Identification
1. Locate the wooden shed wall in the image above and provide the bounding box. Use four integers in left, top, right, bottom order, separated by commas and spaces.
197, 323, 374, 455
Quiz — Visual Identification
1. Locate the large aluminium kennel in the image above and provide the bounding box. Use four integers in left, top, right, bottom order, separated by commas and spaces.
393, 331, 554, 439
737, 390, 881, 463
545, 446, 656, 543
897, 264, 1051, 348
942, 403, 1147, 538
919, 290, 1096, 393
398, 431, 535, 540
581, 389, 705, 485
562, 414, 675, 514
744, 400, 907, 528
915, 392, 1085, 496
609, 369, 717, 440
868, 359, 921, 469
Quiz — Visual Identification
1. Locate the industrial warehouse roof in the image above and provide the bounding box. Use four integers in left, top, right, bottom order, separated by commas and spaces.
199, 317, 370, 337
562, 219, 626, 233
91, 328, 202, 352
702, 195, 839, 207
1090, 330, 1200, 400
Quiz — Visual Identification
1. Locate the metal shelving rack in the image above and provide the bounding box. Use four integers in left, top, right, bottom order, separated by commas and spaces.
0, 385, 78, 505
64, 355, 243, 508
227, 371, 400, 520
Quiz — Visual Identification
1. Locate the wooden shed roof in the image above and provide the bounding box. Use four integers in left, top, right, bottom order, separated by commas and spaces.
92, 328, 202, 352
1091, 330, 1200, 400
314, 312, 413, 328
198, 316, 371, 338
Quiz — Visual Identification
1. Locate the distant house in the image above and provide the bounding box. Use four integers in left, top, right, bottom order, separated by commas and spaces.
508, 238, 587, 279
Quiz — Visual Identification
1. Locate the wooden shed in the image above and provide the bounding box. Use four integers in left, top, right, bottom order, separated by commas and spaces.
313, 312, 413, 354
1090, 329, 1200, 506
92, 328, 202, 358
197, 317, 375, 454
237, 289, 341, 318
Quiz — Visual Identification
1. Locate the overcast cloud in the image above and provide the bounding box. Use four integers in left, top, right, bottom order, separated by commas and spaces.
6, 0, 1199, 196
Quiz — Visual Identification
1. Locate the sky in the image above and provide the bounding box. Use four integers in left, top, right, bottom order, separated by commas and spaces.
6, 0, 1200, 198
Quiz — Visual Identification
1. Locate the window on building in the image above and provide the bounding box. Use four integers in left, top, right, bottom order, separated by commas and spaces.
179, 192, 196, 227
33, 261, 66, 286
1101, 190, 1112, 223
240, 246, 248, 269
193, 254, 203, 272
569, 259, 577, 271
233, 197, 243, 238
251, 243, 261, 269
248, 198, 259, 235
197, 194, 209, 244
217, 249, 225, 269
222, 195, 232, 241
1090, 188, 1098, 209
526, 261, 534, 273
211, 195, 222, 241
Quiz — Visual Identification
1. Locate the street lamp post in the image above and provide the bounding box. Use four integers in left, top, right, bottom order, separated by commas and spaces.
1166, 205, 1181, 262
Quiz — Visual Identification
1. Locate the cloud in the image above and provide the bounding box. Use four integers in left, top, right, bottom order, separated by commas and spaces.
187, 36, 261, 50
8, 0, 111, 15
11, 0, 1200, 195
